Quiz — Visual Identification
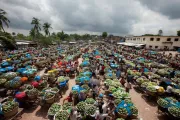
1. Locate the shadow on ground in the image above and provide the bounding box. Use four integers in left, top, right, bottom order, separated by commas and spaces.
141, 94, 158, 107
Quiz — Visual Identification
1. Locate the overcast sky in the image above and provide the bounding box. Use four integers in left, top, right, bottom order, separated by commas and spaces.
1, 0, 180, 36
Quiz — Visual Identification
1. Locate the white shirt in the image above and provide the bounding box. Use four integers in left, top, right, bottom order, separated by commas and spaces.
102, 103, 108, 114
166, 86, 173, 93
95, 111, 108, 120
70, 111, 78, 120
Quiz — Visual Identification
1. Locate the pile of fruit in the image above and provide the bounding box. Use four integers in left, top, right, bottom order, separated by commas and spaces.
115, 99, 122, 106
57, 76, 69, 83
118, 108, 128, 115
0, 78, 7, 86
116, 118, 125, 120
2, 100, 18, 113
54, 110, 70, 120
4, 72, 17, 80
85, 105, 96, 115
146, 86, 157, 93
113, 90, 130, 99
136, 77, 149, 85
168, 106, 180, 118
130, 106, 138, 116
85, 98, 95, 104
62, 102, 72, 110
157, 98, 169, 108
48, 103, 62, 115
4, 77, 22, 89
77, 101, 86, 111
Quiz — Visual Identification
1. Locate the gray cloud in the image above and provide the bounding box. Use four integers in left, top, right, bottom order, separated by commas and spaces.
138, 0, 180, 19
0, 0, 180, 36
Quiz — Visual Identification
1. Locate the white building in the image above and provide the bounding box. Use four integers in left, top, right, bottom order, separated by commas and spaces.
125, 36, 180, 50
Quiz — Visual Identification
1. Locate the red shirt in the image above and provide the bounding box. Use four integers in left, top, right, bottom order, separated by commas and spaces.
64, 96, 72, 102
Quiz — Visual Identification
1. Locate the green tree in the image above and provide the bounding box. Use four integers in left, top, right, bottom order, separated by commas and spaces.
29, 28, 35, 39
31, 17, 41, 40
177, 30, 180, 36
102, 32, 108, 38
57, 31, 66, 41
43, 22, 52, 37
0, 9, 10, 32
0, 31, 17, 49
16, 33, 26, 40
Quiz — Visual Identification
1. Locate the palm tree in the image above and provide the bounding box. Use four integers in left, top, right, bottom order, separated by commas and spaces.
0, 9, 10, 32
43, 22, 52, 37
29, 28, 35, 38
31, 17, 41, 38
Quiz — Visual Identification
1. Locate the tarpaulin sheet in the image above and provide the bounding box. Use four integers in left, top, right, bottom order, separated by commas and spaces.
115, 100, 133, 115
72, 85, 84, 93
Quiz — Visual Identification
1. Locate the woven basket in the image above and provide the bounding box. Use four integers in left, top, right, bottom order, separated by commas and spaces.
45, 95, 55, 104
4, 106, 18, 118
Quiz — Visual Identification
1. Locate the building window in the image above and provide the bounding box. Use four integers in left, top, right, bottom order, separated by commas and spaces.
157, 38, 160, 41
167, 38, 171, 41
149, 45, 152, 48
155, 46, 158, 49
133, 38, 136, 40
143, 38, 145, 41
174, 38, 178, 41
150, 38, 154, 41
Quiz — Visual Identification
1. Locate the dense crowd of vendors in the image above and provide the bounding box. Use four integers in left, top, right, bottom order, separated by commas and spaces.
0, 43, 179, 120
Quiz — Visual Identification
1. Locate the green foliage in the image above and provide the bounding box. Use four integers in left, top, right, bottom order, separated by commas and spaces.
102, 32, 108, 38
0, 9, 10, 32
0, 31, 17, 49
177, 30, 180, 36
43, 22, 52, 37
31, 17, 41, 40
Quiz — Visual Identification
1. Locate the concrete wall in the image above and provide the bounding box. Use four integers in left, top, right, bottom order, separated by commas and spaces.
125, 36, 180, 50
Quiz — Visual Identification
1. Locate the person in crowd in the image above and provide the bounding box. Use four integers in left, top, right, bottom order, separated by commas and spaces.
170, 70, 175, 78
69, 107, 79, 120
63, 92, 73, 103
120, 76, 126, 87
116, 68, 121, 79
78, 91, 86, 102
125, 82, 131, 93
166, 85, 173, 96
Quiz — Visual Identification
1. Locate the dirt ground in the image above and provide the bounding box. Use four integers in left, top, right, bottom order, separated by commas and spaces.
129, 85, 170, 120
